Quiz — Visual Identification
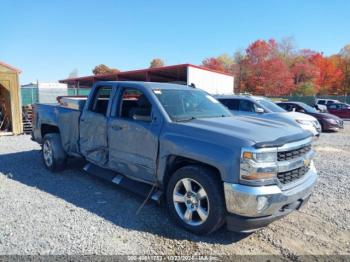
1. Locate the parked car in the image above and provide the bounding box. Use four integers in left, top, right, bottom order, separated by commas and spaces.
315, 98, 340, 112
215, 95, 321, 137
276, 101, 344, 132
32, 82, 317, 234
327, 103, 350, 119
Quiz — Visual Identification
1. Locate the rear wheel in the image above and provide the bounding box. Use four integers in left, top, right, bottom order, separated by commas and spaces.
166, 165, 225, 235
42, 133, 67, 172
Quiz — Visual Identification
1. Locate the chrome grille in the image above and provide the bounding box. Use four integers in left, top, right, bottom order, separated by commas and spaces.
277, 165, 309, 184
277, 144, 311, 161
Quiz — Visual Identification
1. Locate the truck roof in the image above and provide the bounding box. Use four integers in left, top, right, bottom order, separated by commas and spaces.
94, 81, 195, 91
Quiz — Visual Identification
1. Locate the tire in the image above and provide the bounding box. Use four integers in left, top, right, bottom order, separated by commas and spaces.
42, 133, 67, 172
166, 165, 225, 235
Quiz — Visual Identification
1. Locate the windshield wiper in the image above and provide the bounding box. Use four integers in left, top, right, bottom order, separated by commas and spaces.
174, 116, 197, 122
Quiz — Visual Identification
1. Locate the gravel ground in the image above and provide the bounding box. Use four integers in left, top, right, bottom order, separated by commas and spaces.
0, 123, 349, 257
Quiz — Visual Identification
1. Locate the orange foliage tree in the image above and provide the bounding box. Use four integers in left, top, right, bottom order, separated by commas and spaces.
241, 39, 295, 96
309, 53, 344, 95
92, 64, 119, 75
149, 58, 165, 68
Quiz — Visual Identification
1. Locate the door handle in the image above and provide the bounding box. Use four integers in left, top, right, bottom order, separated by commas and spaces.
111, 124, 127, 130
112, 125, 122, 130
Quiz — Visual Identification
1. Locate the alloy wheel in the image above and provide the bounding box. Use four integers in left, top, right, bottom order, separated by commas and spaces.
173, 178, 210, 226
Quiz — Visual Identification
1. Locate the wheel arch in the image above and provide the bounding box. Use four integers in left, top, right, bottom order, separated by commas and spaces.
41, 124, 60, 139
162, 155, 222, 190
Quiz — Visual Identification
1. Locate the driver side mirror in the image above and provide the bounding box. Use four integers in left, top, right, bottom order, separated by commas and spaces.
255, 107, 264, 113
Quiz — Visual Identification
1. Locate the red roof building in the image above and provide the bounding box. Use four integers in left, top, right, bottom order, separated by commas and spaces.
59, 64, 234, 94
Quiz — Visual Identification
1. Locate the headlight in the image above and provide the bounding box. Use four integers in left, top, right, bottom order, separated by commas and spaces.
296, 119, 313, 126
325, 118, 337, 124
243, 150, 277, 163
241, 147, 277, 185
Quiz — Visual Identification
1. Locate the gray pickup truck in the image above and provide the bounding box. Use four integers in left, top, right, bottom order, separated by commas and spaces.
32, 81, 317, 234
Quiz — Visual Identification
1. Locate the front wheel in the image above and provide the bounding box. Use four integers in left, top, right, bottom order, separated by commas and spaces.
166, 165, 225, 235
42, 133, 67, 172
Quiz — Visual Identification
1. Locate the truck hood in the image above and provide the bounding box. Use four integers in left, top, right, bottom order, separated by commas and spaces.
179, 116, 311, 148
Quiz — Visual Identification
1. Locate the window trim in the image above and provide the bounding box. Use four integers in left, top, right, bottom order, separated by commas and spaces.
239, 99, 257, 112
115, 86, 153, 122
88, 85, 114, 116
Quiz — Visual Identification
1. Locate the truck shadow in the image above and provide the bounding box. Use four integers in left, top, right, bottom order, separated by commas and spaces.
0, 150, 250, 244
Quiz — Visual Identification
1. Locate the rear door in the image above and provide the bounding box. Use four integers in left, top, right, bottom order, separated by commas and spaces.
80, 84, 114, 166
107, 86, 162, 183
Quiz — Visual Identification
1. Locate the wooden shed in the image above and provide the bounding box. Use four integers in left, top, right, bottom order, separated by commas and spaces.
0, 61, 23, 135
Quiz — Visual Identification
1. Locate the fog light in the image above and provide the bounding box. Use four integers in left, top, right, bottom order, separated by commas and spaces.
256, 196, 268, 212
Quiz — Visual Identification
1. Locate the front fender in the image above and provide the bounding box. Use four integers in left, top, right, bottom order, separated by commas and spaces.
157, 132, 248, 185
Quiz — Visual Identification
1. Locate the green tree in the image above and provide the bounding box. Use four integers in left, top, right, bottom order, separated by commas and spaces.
293, 82, 317, 96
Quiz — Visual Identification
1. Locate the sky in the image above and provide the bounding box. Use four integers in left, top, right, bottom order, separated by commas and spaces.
1, 0, 349, 84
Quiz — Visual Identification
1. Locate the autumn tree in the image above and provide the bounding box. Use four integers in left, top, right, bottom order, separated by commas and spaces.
277, 36, 296, 65
92, 64, 119, 75
201, 57, 227, 73
339, 44, 350, 95
241, 39, 295, 96
232, 50, 246, 93
309, 53, 344, 94
149, 58, 165, 68
216, 54, 235, 73
290, 49, 320, 95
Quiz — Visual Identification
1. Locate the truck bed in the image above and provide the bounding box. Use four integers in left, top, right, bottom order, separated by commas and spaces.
32, 102, 82, 156
57, 96, 87, 111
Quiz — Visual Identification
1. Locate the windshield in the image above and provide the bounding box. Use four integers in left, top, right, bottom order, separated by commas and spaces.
256, 99, 286, 113
300, 103, 318, 113
154, 89, 232, 121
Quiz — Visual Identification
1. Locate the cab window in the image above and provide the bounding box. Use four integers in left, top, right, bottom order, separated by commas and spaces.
277, 103, 288, 110
118, 88, 152, 122
89, 86, 112, 115
239, 100, 256, 112
219, 99, 239, 110
328, 104, 339, 110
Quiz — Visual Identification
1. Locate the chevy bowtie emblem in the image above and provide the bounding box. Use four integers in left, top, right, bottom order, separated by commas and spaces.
304, 159, 311, 166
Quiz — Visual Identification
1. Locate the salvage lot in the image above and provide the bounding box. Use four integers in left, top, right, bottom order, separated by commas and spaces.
0, 123, 349, 256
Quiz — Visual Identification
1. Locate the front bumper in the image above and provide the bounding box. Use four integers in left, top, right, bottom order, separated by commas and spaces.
323, 120, 344, 131
301, 124, 320, 136
223, 164, 317, 232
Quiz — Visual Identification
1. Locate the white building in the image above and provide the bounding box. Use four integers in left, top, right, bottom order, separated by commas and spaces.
60, 64, 234, 95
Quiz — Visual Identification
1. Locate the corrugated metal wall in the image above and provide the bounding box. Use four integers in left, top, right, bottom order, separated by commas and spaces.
21, 88, 92, 105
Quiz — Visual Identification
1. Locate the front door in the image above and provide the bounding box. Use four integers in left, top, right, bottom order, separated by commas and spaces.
80, 85, 113, 166
108, 87, 162, 183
